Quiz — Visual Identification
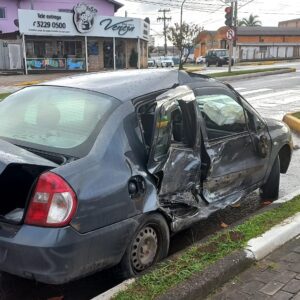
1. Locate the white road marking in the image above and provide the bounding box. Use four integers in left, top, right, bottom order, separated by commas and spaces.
240, 88, 272, 96
234, 87, 246, 91
246, 90, 297, 101
286, 76, 300, 80
255, 95, 300, 107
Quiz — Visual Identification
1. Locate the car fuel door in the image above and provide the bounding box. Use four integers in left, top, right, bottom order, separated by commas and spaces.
147, 87, 201, 200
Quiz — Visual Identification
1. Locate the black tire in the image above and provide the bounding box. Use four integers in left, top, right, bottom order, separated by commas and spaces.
260, 156, 280, 200
217, 60, 222, 67
231, 59, 234, 66
206, 61, 210, 67
117, 213, 170, 279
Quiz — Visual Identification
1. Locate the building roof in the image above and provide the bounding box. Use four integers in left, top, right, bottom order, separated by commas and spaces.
107, 0, 124, 12
237, 26, 300, 36
279, 18, 300, 24
40, 69, 218, 102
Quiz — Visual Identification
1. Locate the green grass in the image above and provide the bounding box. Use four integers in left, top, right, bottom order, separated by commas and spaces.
0, 93, 11, 101
209, 68, 294, 78
292, 112, 300, 119
114, 196, 300, 300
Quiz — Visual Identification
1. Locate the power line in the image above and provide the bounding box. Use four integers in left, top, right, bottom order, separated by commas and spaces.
124, 0, 225, 12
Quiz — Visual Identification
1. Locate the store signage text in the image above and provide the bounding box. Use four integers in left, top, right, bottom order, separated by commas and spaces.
19, 9, 149, 40
100, 19, 135, 36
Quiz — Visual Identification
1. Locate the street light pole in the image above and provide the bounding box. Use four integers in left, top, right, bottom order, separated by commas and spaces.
179, 0, 187, 69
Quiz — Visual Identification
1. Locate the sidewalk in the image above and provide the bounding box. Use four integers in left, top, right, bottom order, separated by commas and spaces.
210, 237, 300, 300
0, 72, 78, 93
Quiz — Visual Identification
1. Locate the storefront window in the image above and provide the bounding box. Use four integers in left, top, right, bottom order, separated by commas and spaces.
116, 39, 125, 69
103, 40, 113, 68
88, 40, 99, 56
64, 41, 82, 57
34, 41, 46, 58
56, 41, 64, 58
0, 8, 6, 19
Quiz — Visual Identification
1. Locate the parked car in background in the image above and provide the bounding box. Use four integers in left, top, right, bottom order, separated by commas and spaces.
148, 59, 156, 68
0, 70, 292, 284
160, 56, 175, 67
205, 49, 234, 67
196, 56, 206, 64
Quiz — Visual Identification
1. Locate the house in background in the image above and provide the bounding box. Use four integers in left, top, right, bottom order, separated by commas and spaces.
195, 23, 300, 62
279, 18, 300, 28
0, 0, 150, 73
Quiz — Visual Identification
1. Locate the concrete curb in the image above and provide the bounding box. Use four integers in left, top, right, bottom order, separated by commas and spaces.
283, 113, 300, 134
246, 212, 300, 260
157, 251, 254, 300
92, 279, 135, 300
92, 189, 300, 300
215, 68, 296, 82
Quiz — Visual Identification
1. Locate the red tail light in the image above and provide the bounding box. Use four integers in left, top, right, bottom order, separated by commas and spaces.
25, 172, 77, 227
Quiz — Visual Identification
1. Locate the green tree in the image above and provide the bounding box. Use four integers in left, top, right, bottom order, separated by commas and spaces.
238, 14, 262, 26
167, 22, 201, 70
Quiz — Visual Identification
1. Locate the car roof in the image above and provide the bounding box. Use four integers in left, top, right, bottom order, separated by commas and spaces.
40, 69, 224, 102
209, 49, 227, 51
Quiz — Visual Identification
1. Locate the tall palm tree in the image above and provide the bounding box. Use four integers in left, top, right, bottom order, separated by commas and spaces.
238, 14, 262, 27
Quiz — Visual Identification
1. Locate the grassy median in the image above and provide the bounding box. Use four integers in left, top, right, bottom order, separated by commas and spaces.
0, 93, 10, 101
292, 112, 300, 120
114, 196, 300, 300
209, 68, 294, 78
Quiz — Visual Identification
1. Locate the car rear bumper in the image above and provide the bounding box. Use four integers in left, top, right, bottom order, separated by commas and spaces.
0, 217, 139, 284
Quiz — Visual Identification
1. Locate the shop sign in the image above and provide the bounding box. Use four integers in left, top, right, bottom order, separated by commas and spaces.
73, 3, 98, 33
18, 9, 149, 41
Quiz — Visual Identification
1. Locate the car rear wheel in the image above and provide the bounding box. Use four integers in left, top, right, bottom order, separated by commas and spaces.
260, 156, 280, 200
117, 213, 170, 279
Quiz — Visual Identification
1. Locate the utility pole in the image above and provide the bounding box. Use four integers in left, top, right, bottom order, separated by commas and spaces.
234, 0, 238, 61
228, 1, 234, 73
157, 9, 171, 56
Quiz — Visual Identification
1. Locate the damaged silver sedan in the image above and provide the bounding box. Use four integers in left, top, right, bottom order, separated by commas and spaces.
0, 69, 292, 284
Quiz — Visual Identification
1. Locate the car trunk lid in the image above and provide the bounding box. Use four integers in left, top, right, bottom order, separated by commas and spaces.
0, 139, 58, 224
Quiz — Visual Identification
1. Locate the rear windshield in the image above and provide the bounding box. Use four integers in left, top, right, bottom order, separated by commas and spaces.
0, 86, 119, 157
216, 50, 228, 57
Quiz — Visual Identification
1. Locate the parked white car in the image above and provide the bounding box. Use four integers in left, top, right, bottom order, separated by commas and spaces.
154, 56, 174, 68
196, 56, 206, 64
148, 59, 156, 68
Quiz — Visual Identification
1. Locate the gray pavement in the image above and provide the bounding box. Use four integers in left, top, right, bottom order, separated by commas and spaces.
209, 237, 300, 300
0, 72, 79, 93
229, 71, 300, 198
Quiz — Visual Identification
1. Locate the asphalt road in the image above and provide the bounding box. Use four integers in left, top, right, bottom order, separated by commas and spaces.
229, 69, 300, 198
1, 69, 300, 300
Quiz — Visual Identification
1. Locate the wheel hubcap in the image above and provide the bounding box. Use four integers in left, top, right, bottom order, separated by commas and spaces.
131, 226, 158, 272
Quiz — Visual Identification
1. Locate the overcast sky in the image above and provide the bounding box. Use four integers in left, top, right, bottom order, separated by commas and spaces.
115, 0, 300, 46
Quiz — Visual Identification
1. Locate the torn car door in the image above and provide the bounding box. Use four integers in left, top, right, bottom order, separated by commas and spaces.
195, 86, 270, 204
146, 86, 201, 205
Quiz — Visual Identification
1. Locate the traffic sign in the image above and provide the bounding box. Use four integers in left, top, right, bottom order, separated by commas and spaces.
226, 28, 235, 40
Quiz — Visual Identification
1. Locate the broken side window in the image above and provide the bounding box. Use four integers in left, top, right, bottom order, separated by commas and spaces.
196, 92, 247, 141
